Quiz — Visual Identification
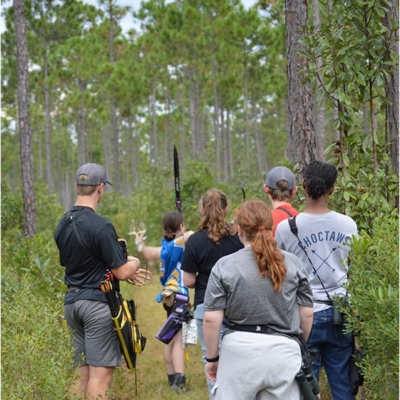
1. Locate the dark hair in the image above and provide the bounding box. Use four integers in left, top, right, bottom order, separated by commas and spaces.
162, 211, 184, 241
304, 161, 338, 200
233, 199, 286, 291
198, 189, 230, 244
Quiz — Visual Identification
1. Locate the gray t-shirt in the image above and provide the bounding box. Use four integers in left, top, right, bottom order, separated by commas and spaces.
275, 211, 358, 312
203, 247, 313, 336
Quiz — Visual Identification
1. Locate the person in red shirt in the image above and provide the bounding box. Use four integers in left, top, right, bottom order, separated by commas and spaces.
263, 166, 299, 236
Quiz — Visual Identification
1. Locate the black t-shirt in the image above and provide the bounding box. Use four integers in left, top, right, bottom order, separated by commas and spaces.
54, 206, 127, 304
181, 229, 243, 306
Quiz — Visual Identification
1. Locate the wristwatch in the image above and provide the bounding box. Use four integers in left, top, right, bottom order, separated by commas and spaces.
206, 355, 219, 363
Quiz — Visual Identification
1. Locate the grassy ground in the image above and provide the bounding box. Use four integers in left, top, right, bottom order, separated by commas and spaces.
108, 273, 350, 400
109, 276, 208, 400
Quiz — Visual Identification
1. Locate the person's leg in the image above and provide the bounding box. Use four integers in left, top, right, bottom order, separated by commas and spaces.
163, 342, 175, 375
195, 304, 216, 398
69, 365, 89, 399
86, 366, 114, 400
65, 303, 89, 398
195, 304, 228, 399
321, 308, 354, 400
306, 309, 325, 380
171, 329, 185, 374
170, 329, 188, 391
78, 300, 121, 398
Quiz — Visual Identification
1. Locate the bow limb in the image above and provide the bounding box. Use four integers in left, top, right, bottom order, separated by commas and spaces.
174, 145, 182, 213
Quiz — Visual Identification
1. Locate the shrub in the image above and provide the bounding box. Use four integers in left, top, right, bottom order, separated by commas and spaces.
1, 266, 74, 399
1, 181, 72, 399
344, 216, 399, 399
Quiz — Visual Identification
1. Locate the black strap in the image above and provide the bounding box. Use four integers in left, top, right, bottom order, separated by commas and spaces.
228, 322, 311, 365
56, 207, 101, 260
56, 208, 91, 243
228, 322, 281, 336
288, 216, 333, 303
276, 206, 294, 218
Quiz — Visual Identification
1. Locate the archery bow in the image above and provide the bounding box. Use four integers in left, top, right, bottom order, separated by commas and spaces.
174, 145, 182, 213
241, 187, 246, 202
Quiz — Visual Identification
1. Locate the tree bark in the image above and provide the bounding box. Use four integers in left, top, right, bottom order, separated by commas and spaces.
285, 0, 315, 176
312, 0, 325, 161
77, 79, 86, 166
43, 56, 54, 189
384, 0, 399, 176
149, 86, 157, 165
243, 58, 251, 176
14, 0, 36, 238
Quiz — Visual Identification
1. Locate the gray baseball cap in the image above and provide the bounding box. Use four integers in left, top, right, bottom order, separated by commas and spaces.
266, 166, 295, 190
75, 163, 112, 186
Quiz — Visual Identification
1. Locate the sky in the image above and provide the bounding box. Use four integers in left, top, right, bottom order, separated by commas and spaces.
1, 0, 257, 34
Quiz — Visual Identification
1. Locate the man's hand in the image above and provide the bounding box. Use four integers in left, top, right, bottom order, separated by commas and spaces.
127, 268, 152, 286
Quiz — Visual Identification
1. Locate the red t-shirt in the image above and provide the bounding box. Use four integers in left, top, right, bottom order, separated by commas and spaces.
271, 204, 299, 237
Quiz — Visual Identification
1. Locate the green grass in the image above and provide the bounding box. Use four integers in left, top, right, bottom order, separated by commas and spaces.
109, 276, 208, 399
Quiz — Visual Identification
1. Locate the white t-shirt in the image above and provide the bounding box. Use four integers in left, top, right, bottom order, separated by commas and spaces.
275, 211, 358, 312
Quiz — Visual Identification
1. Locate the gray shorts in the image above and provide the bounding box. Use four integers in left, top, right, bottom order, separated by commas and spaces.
64, 300, 121, 367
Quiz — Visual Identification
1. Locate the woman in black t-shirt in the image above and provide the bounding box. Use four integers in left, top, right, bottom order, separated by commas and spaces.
181, 188, 243, 399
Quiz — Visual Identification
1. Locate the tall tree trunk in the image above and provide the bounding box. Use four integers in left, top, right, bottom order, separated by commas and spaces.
195, 68, 204, 157
102, 123, 110, 179
211, 47, 220, 179
188, 69, 197, 159
312, 0, 325, 161
128, 109, 139, 187
243, 58, 250, 176
149, 86, 157, 165
285, 0, 315, 176
110, 97, 120, 191
43, 55, 53, 189
78, 80, 86, 166
165, 93, 171, 166
37, 134, 43, 177
178, 71, 186, 173
108, 3, 120, 191
384, 0, 399, 177
226, 109, 233, 181
14, 0, 36, 238
220, 105, 227, 181
252, 98, 262, 175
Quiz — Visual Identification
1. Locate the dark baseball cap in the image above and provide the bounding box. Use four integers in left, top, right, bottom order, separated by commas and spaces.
266, 166, 295, 190
75, 163, 112, 186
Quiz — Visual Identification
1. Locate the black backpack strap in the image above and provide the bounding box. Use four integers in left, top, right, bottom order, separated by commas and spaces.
55, 208, 90, 243
276, 206, 294, 218
288, 215, 298, 235
288, 216, 332, 302
56, 208, 98, 257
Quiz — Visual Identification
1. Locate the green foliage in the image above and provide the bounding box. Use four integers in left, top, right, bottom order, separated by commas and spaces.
1, 268, 74, 400
344, 217, 399, 399
327, 137, 399, 233
1, 179, 24, 234
1, 180, 72, 398
298, 0, 399, 233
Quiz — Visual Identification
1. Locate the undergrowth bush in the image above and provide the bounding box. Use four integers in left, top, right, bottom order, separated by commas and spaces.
344, 216, 399, 399
2, 267, 73, 399
1, 181, 72, 399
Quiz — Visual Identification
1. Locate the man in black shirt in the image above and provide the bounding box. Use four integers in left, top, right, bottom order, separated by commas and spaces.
54, 163, 147, 400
